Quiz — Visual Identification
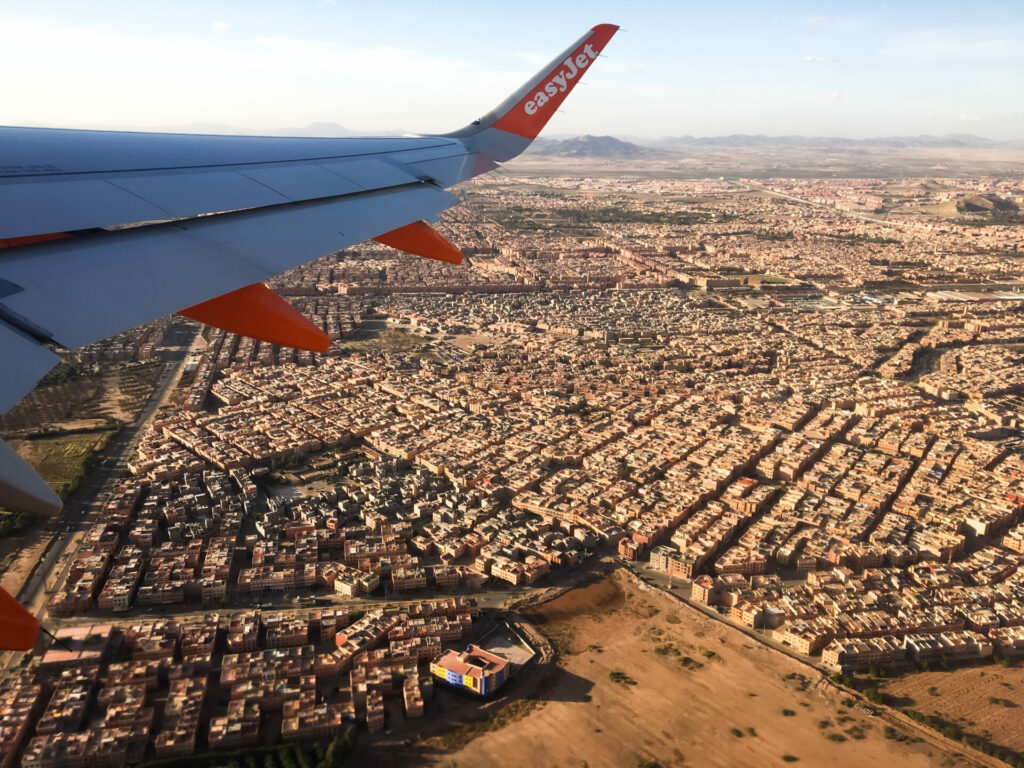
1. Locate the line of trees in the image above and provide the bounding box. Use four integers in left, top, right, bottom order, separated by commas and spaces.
138, 729, 357, 768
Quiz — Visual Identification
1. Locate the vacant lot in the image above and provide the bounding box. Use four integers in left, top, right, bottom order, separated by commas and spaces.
424, 571, 986, 768
1, 361, 161, 434
9, 431, 113, 498
0, 375, 105, 432
882, 665, 1024, 756
339, 326, 435, 357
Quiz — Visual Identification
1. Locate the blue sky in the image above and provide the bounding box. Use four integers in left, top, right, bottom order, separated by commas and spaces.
2, 1, 1022, 139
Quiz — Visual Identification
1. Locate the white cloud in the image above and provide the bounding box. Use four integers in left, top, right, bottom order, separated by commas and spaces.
802, 55, 835, 63
211, 20, 230, 32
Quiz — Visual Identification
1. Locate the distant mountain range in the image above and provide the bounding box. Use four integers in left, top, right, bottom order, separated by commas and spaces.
526, 135, 656, 158
646, 134, 1024, 150
520, 133, 1024, 159
113, 124, 1024, 155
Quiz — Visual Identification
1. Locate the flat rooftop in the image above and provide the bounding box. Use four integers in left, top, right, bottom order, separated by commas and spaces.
480, 625, 535, 667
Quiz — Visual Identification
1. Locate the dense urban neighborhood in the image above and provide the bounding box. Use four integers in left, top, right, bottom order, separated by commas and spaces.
4, 170, 1024, 767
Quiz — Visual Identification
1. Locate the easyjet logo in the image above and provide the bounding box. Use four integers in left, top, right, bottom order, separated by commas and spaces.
523, 43, 600, 116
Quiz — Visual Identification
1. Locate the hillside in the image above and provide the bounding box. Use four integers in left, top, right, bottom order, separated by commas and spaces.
526, 134, 654, 158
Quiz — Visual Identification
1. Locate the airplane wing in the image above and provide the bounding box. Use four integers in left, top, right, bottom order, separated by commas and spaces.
0, 24, 619, 519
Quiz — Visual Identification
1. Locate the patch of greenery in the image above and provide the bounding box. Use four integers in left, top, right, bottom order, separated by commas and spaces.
38, 362, 83, 386
17, 431, 112, 499
0, 511, 35, 538
137, 735, 350, 768
958, 211, 1024, 228
863, 688, 884, 705
846, 725, 867, 741
819, 232, 899, 245
829, 672, 855, 687
609, 671, 638, 686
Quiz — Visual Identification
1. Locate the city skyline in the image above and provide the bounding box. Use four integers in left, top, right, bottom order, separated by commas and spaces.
2, 0, 1023, 140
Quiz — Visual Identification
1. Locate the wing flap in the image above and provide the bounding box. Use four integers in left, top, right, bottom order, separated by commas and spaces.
0, 178, 169, 240
0, 321, 60, 413
0, 584, 40, 650
323, 158, 419, 189
237, 164, 362, 201
110, 171, 290, 220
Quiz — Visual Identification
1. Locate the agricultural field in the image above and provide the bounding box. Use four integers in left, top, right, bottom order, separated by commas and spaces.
7, 430, 115, 499
880, 665, 1024, 759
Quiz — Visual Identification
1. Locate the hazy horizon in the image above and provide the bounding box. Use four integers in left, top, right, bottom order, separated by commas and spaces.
2, 0, 1023, 140
8, 120, 1023, 146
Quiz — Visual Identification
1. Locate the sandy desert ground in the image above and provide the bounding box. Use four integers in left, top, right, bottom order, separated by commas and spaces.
882, 665, 1024, 757
418, 571, 992, 768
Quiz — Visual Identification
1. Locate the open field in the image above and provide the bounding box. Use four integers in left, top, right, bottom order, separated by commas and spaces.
0, 531, 51, 596
0, 374, 105, 432
0, 360, 162, 434
8, 430, 114, 498
337, 322, 435, 357
421, 571, 988, 768
881, 666, 1024, 757
112, 361, 163, 420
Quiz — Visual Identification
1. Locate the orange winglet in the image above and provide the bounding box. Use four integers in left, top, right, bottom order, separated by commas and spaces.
178, 283, 329, 353
373, 220, 464, 265
0, 586, 38, 651
491, 23, 619, 140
